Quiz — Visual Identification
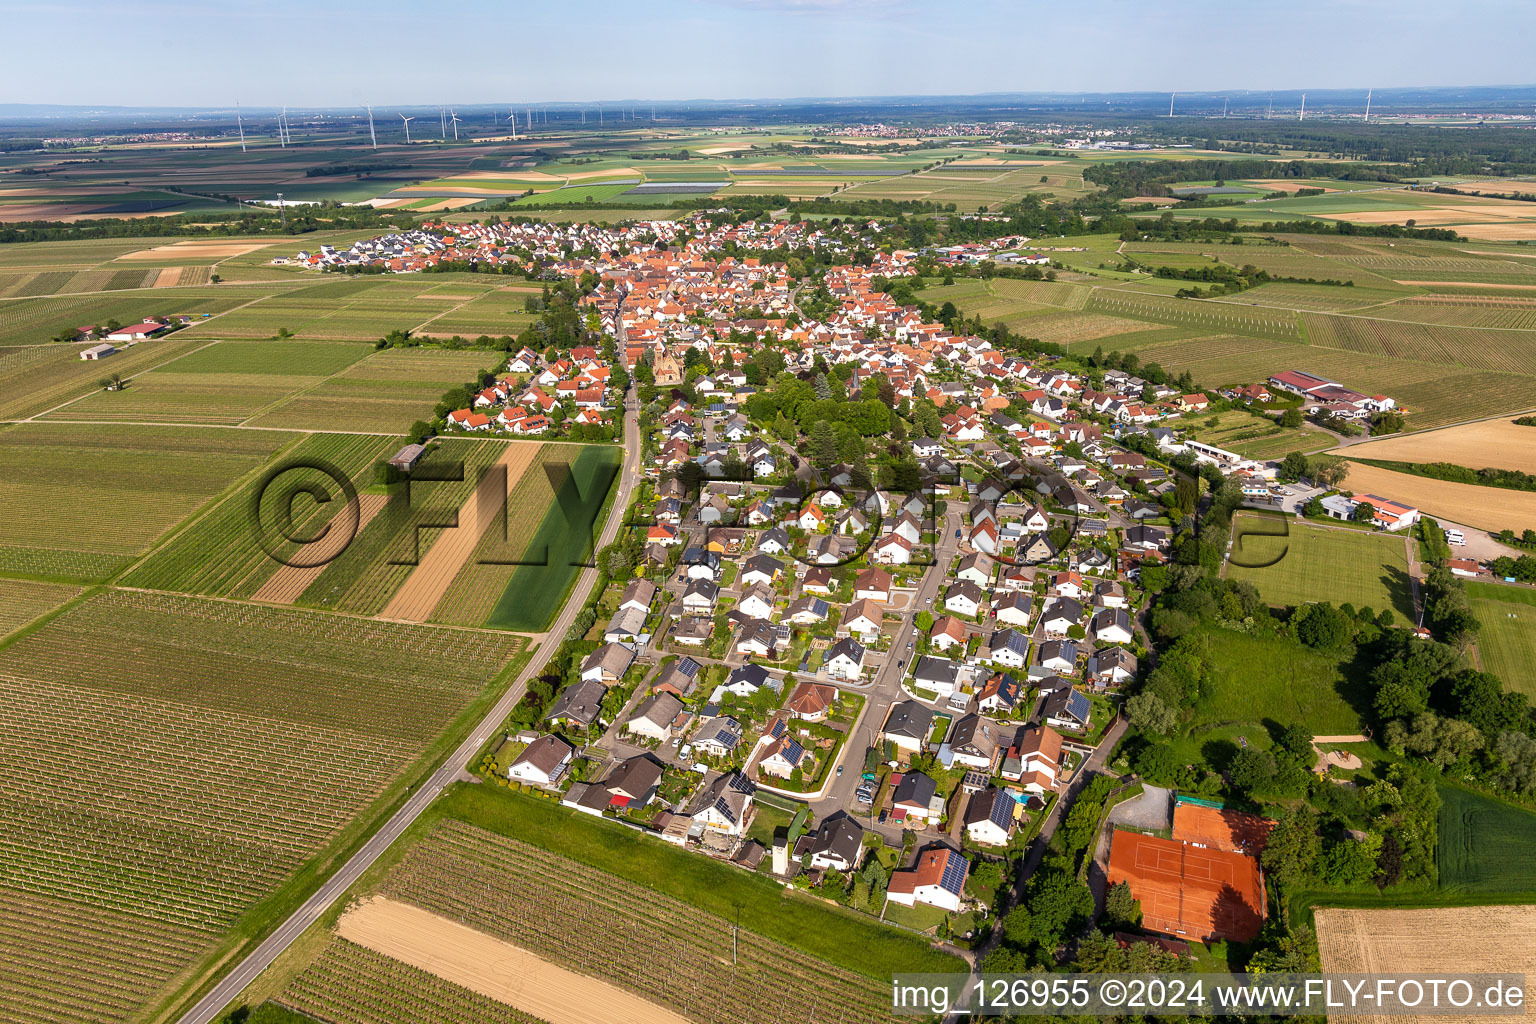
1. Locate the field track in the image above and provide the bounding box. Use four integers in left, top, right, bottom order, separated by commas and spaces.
251, 493, 391, 604
380, 443, 541, 622
335, 896, 688, 1024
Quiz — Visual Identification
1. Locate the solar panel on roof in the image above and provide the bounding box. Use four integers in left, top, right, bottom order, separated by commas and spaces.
988, 793, 1013, 830
939, 853, 967, 894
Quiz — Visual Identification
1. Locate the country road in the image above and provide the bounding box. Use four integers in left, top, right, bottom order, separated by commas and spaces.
175, 390, 642, 1024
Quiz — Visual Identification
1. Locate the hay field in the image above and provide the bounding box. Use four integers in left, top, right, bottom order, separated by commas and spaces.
1315, 906, 1535, 1024
1342, 419, 1536, 474
1342, 461, 1536, 536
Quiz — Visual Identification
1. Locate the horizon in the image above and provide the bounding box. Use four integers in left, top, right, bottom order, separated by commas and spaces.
4, 0, 1532, 107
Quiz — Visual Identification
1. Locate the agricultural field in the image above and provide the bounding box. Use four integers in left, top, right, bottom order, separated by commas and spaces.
0, 579, 82, 637
483, 444, 623, 631
0, 588, 525, 1024
370, 814, 932, 1020
0, 285, 272, 348
119, 431, 399, 598
1225, 513, 1415, 618
1436, 785, 1536, 898
274, 938, 553, 1024
1467, 583, 1536, 700
1342, 418, 1536, 475
53, 339, 372, 425
427, 443, 560, 627
0, 422, 296, 581
248, 345, 499, 433
292, 438, 514, 616
1341, 461, 1536, 537
1316, 905, 1536, 1018
1086, 289, 1302, 340
0, 336, 212, 420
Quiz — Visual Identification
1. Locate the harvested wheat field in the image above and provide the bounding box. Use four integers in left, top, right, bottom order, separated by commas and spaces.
1316, 905, 1536, 1024
1343, 461, 1536, 535
1453, 223, 1536, 241
379, 443, 540, 622
117, 240, 270, 260
251, 493, 391, 604
1346, 419, 1536, 474
336, 896, 689, 1024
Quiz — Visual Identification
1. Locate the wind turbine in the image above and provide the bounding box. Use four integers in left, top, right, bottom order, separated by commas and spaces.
450, 108, 461, 141
366, 105, 378, 149
400, 113, 414, 142
1364, 88, 1372, 122
235, 101, 247, 153
1299, 93, 1306, 121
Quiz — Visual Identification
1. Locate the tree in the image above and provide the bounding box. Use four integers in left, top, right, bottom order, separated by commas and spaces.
1124, 691, 1177, 736
1103, 881, 1139, 927
1279, 451, 1310, 482
809, 420, 838, 466
1293, 602, 1352, 650
1227, 747, 1277, 794
1262, 806, 1320, 884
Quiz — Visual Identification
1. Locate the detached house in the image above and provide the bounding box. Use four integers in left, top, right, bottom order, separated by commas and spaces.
505, 734, 574, 787
887, 844, 968, 912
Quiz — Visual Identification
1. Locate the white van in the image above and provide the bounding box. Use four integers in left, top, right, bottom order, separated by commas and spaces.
1445, 529, 1466, 546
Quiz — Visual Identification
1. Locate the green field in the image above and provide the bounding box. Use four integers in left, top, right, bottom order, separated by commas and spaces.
0, 422, 297, 581
54, 339, 373, 425
484, 444, 622, 631
1437, 784, 1536, 897
1467, 582, 1536, 699
1183, 625, 1367, 738
248, 346, 497, 433
1226, 514, 1414, 618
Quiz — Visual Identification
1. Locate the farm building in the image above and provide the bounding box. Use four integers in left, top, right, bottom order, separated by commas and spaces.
1106, 830, 1266, 943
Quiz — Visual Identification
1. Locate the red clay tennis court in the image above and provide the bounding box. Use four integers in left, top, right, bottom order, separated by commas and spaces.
1107, 831, 1266, 942
1171, 800, 1275, 855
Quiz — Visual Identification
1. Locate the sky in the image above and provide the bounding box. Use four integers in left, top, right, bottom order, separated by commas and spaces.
0, 0, 1526, 108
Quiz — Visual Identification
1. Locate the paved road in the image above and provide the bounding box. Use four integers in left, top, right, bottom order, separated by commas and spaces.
812, 510, 961, 821
175, 394, 642, 1024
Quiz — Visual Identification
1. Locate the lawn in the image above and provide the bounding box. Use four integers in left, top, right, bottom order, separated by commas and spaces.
433, 784, 966, 977
484, 444, 623, 631
1467, 582, 1536, 699
1225, 513, 1414, 618
1436, 783, 1536, 898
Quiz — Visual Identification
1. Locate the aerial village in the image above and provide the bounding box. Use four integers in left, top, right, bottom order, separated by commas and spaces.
290, 211, 1430, 950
